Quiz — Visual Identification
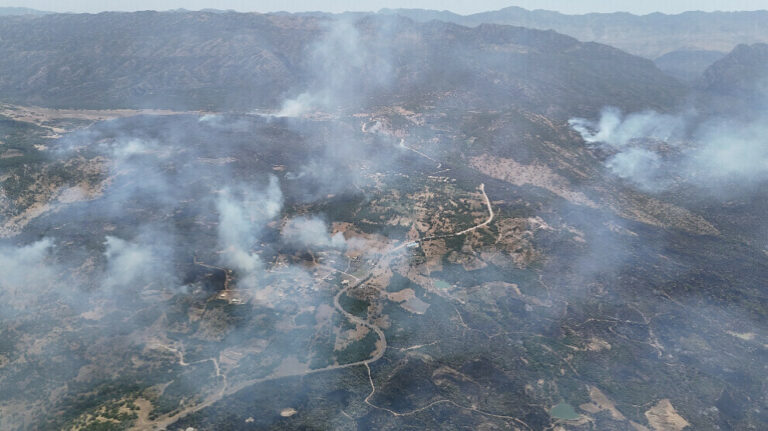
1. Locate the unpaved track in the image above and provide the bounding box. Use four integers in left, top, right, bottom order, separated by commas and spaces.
455, 184, 494, 235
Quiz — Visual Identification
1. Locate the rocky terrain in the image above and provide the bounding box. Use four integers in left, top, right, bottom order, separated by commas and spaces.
0, 8, 766, 431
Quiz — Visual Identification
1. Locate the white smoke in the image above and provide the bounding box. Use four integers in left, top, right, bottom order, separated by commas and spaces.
276, 92, 317, 118
215, 175, 283, 288
685, 119, 768, 184
605, 147, 664, 190
101, 229, 180, 296
276, 18, 392, 116
0, 238, 56, 290
198, 113, 250, 131
111, 138, 155, 159
569, 106, 685, 149
0, 239, 63, 314
103, 235, 157, 290
570, 106, 768, 191
282, 216, 347, 249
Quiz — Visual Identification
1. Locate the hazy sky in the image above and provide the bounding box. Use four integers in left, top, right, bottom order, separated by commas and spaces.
3, 1, 768, 15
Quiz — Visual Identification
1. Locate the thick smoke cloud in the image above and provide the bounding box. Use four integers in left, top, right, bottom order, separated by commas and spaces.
36, 115, 299, 301
604, 147, 663, 190
282, 215, 347, 249
216, 175, 283, 288
103, 235, 157, 289
101, 229, 177, 295
0, 225, 176, 315
568, 107, 686, 149
570, 106, 768, 192
0, 238, 56, 291
268, 17, 412, 203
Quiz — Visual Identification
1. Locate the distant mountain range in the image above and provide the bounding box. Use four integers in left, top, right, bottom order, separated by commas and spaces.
654, 49, 727, 82
694, 42, 768, 115
701, 43, 768, 96
0, 11, 683, 115
4, 5, 767, 85
0, 7, 49, 15
381, 7, 768, 58
380, 7, 768, 81
2, 7, 768, 431
0, 8, 765, 112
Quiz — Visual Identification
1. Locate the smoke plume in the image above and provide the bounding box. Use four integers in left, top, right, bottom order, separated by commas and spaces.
282, 216, 348, 249
215, 176, 283, 288
276, 18, 392, 116
570, 106, 768, 192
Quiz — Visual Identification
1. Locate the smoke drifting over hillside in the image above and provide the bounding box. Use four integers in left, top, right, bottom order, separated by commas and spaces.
569, 107, 687, 149
277, 18, 392, 116
3, 9, 768, 431
102, 233, 171, 293
216, 177, 283, 288
0, 239, 59, 315
0, 109, 397, 429
282, 216, 347, 249
570, 106, 768, 192
0, 238, 54, 289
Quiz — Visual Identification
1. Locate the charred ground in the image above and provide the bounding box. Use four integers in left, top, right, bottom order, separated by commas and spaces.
0, 10, 766, 431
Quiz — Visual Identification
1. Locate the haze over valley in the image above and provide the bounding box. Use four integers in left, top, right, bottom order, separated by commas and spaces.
0, 3, 767, 430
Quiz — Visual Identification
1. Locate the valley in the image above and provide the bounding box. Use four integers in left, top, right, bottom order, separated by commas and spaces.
0, 6, 766, 431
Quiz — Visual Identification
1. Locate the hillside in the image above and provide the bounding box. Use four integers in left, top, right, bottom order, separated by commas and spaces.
0, 9, 766, 431
654, 49, 726, 82
0, 11, 683, 115
700, 43, 768, 97
383, 7, 768, 59
687, 43, 768, 115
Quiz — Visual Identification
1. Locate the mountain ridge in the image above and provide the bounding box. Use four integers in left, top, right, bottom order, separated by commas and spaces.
0, 11, 684, 116
382, 6, 768, 59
